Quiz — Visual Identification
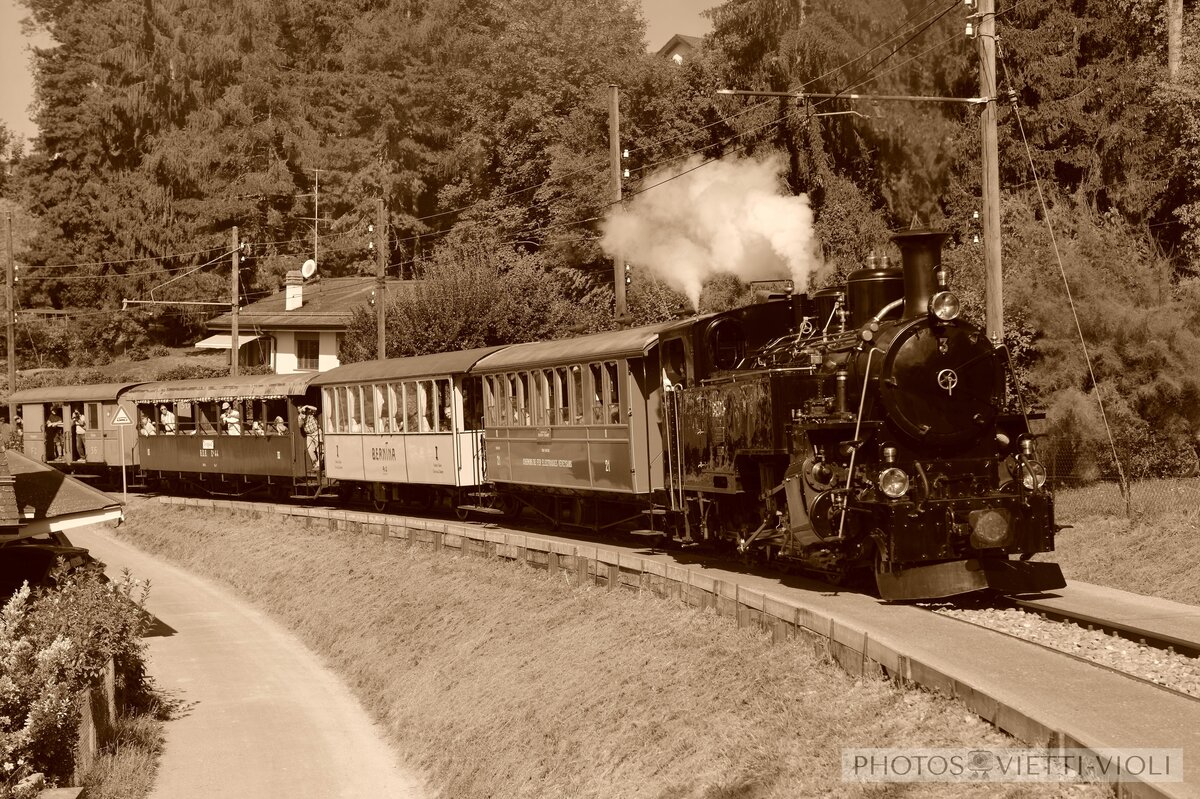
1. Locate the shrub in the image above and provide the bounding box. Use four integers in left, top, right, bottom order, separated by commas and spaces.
0, 563, 149, 796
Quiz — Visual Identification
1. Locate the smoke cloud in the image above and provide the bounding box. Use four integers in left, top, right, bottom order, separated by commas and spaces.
600, 154, 817, 308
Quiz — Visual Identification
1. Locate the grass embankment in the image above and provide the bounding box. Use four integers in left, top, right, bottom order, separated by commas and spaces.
1053, 480, 1200, 605
115, 500, 1099, 799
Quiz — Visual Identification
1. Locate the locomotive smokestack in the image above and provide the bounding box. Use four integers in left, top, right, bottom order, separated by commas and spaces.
892, 229, 951, 321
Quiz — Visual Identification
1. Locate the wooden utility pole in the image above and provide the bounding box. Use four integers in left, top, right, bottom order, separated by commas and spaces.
230, 226, 240, 377
376, 198, 387, 360
609, 84, 626, 322
1169, 0, 1184, 80
979, 0, 1003, 344
5, 214, 14, 428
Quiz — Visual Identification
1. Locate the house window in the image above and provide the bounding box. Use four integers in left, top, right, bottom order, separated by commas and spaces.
240, 337, 273, 368
296, 335, 319, 371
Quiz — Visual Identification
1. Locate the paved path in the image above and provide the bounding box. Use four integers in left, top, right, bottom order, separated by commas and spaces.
73, 524, 426, 799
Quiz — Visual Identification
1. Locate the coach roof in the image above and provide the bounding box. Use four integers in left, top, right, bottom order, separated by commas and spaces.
123, 373, 319, 403
469, 317, 705, 373
9, 383, 146, 404
311, 346, 507, 386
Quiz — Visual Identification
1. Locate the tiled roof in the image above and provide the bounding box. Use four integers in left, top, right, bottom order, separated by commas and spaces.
4, 450, 122, 521
655, 33, 704, 58
207, 277, 417, 332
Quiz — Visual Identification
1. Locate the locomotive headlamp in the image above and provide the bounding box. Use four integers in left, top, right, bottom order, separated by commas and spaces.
881, 445, 897, 464
1019, 459, 1048, 490
929, 291, 961, 321
879, 467, 910, 498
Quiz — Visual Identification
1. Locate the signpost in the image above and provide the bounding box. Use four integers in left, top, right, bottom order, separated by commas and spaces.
111, 406, 133, 503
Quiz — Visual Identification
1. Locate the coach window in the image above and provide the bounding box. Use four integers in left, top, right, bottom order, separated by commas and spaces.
482, 377, 497, 427
535, 369, 549, 427
520, 373, 533, 426
436, 379, 452, 431
371, 385, 387, 432
321, 389, 335, 433
463, 377, 483, 430
573, 362, 588, 422
501, 374, 513, 426
197, 403, 219, 435
381, 383, 396, 432
331, 386, 346, 433
401, 382, 415, 431
554, 364, 568, 422
589, 363, 603, 423
349, 385, 361, 432
604, 361, 621, 424
358, 386, 374, 433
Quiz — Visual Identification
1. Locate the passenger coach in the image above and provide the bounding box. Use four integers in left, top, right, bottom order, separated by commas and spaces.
310, 347, 503, 514
468, 323, 687, 528
9, 383, 145, 481
124, 373, 322, 497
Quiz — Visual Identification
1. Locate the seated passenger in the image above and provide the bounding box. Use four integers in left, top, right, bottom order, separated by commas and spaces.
249, 420, 265, 435
272, 416, 288, 435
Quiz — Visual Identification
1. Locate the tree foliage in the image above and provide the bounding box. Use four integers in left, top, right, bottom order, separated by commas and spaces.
8, 0, 1200, 476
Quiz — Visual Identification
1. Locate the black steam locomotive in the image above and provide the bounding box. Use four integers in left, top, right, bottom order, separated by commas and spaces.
661, 230, 1064, 599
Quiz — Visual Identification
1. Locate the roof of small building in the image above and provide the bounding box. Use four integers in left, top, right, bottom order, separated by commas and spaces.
207, 277, 415, 333
0, 450, 124, 537
655, 34, 704, 59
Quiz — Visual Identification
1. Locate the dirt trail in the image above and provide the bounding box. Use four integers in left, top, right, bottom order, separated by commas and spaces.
73, 524, 426, 799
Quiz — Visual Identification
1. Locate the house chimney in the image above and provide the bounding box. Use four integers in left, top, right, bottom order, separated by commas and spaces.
285, 270, 304, 311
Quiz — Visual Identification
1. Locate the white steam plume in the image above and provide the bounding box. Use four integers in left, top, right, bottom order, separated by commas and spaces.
600, 154, 817, 308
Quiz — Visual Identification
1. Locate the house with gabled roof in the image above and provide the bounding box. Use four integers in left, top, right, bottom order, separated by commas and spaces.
656, 34, 704, 66
199, 274, 412, 375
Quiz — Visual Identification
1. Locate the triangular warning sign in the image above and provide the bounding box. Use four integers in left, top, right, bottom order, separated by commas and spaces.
111, 406, 133, 425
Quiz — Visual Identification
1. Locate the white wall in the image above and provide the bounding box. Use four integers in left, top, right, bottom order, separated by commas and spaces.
273, 330, 342, 374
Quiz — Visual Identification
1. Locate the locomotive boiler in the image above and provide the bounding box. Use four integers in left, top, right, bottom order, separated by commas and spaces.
669, 230, 1065, 600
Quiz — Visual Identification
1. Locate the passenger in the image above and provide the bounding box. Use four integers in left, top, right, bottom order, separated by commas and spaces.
158, 404, 176, 433
46, 408, 64, 459
220, 402, 242, 435
349, 415, 362, 433
249, 420, 265, 435
272, 416, 288, 435
72, 410, 87, 461
299, 405, 321, 468
139, 412, 156, 436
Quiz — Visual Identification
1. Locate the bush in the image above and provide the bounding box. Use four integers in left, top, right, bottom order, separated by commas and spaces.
0, 563, 148, 796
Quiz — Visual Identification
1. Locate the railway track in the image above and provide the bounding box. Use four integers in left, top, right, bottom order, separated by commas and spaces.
925, 600, 1200, 702
1013, 596, 1200, 659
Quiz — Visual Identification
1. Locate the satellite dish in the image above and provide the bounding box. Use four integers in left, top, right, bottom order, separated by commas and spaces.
301, 259, 317, 279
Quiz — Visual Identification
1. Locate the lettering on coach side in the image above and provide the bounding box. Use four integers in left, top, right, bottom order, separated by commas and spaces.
370, 447, 398, 462
521, 457, 573, 468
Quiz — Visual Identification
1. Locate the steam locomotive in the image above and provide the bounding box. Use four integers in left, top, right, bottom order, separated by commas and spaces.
656, 229, 1065, 599
8, 230, 1064, 601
